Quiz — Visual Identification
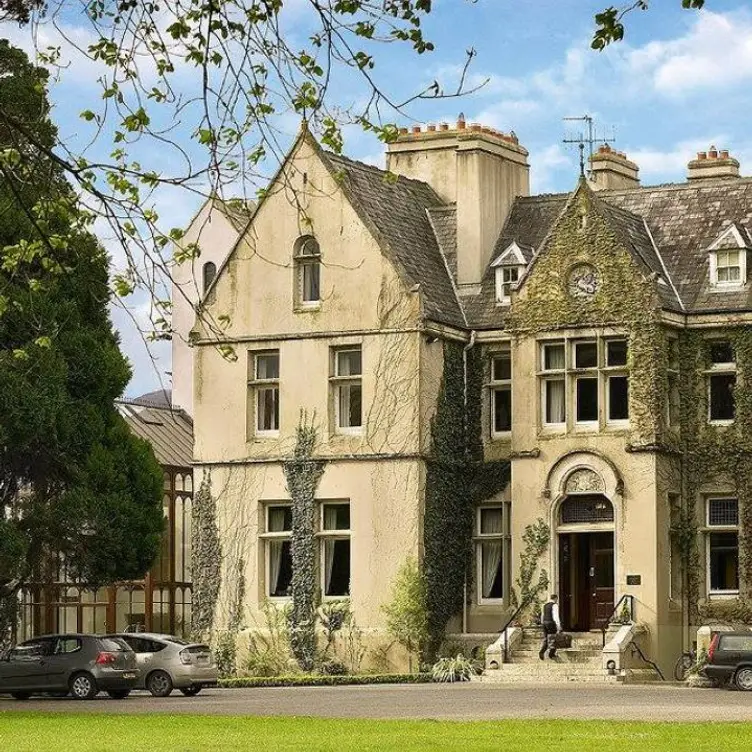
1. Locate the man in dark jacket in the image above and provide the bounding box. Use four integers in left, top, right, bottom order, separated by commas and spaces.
539, 594, 562, 660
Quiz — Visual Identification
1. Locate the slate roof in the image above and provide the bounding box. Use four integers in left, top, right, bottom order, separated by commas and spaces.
323, 152, 465, 327
117, 400, 193, 468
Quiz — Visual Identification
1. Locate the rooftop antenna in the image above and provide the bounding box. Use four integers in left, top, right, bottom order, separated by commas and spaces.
563, 115, 615, 178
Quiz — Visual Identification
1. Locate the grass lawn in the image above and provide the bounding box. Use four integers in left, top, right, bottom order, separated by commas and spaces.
2, 714, 752, 751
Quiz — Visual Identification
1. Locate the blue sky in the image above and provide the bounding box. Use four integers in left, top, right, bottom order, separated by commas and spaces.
4, 0, 752, 396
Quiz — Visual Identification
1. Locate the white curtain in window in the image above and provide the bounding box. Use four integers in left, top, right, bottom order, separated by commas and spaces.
324, 505, 339, 531
268, 507, 287, 532
546, 380, 566, 423
547, 345, 565, 370
481, 541, 503, 599
269, 541, 283, 596
324, 540, 336, 594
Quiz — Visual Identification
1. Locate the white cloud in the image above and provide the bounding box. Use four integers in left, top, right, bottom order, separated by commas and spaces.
530, 143, 573, 194
624, 10, 752, 95
627, 136, 725, 177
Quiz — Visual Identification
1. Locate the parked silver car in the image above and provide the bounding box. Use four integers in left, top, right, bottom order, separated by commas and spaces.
109, 633, 217, 697
0, 634, 139, 700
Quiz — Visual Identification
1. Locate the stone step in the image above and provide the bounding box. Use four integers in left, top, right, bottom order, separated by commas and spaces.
486, 663, 606, 676
479, 671, 616, 684
510, 653, 602, 665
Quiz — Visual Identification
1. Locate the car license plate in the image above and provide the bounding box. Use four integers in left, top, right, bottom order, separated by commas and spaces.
123, 672, 136, 679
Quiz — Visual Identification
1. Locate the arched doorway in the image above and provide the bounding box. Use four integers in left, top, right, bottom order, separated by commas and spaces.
557, 493, 615, 631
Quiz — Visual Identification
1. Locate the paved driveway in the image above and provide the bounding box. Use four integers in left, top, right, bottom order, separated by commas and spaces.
1, 683, 751, 721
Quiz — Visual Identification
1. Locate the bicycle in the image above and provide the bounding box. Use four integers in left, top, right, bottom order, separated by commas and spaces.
674, 645, 697, 681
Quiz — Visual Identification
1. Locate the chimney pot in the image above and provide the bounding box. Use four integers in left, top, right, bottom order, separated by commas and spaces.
427, 124, 436, 132
439, 122, 449, 131
721, 149, 730, 159
457, 113, 466, 130
709, 146, 718, 159
412, 125, 422, 135
470, 123, 482, 132
698, 152, 707, 160
398, 127, 408, 135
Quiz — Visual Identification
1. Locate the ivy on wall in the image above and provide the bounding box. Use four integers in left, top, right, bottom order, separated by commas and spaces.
509, 518, 551, 622
283, 414, 326, 670
191, 471, 222, 637
671, 329, 752, 621
423, 342, 510, 659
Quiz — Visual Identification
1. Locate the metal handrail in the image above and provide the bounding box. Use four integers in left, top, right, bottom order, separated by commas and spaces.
631, 640, 665, 681
601, 594, 634, 646
500, 599, 535, 664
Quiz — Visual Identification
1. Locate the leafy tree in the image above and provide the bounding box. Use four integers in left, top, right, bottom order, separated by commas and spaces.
382, 557, 429, 672
0, 40, 164, 641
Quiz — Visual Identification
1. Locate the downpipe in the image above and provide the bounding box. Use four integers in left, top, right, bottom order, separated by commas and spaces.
461, 330, 477, 635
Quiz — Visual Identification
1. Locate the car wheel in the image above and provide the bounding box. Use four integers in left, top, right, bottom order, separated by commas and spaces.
179, 686, 202, 697
146, 670, 173, 698
107, 690, 131, 700
70, 672, 99, 700
11, 693, 31, 701
735, 667, 752, 691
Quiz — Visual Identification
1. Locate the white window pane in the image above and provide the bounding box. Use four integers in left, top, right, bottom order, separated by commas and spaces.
268, 506, 292, 532
717, 266, 729, 282
708, 498, 739, 527
574, 342, 597, 369
544, 344, 565, 370
324, 539, 351, 596
576, 377, 598, 422
257, 387, 279, 431
479, 507, 503, 535
338, 384, 362, 427
302, 262, 320, 301
269, 540, 292, 597
606, 340, 628, 367
256, 352, 279, 379
729, 265, 741, 281
336, 349, 362, 376
480, 541, 503, 599
492, 354, 511, 382
323, 504, 350, 531
709, 532, 738, 591
545, 379, 566, 423
492, 388, 511, 432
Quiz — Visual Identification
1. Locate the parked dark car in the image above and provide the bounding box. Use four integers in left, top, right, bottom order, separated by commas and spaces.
704, 631, 752, 690
107, 633, 217, 697
0, 634, 139, 700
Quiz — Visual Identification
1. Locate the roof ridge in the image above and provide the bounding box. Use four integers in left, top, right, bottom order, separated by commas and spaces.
324, 150, 441, 192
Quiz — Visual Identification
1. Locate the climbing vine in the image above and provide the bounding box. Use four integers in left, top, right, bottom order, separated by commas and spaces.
283, 413, 326, 671
509, 518, 551, 623
423, 342, 510, 659
191, 471, 222, 638
671, 328, 752, 621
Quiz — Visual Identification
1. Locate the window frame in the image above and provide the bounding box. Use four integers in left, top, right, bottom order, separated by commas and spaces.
489, 348, 512, 438
710, 248, 745, 288
705, 496, 739, 597
330, 346, 363, 435
319, 501, 352, 599
260, 503, 293, 600
494, 265, 524, 305
706, 341, 736, 425
538, 337, 630, 432
248, 350, 281, 438
294, 236, 322, 308
474, 503, 511, 606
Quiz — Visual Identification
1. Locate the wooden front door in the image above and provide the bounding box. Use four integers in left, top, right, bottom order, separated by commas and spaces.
588, 532, 615, 629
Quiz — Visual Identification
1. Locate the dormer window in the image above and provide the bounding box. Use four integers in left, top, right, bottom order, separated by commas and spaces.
714, 250, 742, 285
707, 224, 749, 288
491, 240, 531, 306
495, 266, 523, 305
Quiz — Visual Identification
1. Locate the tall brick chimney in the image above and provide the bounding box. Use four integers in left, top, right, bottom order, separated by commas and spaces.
589, 144, 640, 191
386, 116, 530, 291
687, 146, 740, 181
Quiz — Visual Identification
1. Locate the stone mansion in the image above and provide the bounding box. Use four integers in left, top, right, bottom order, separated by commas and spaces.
173, 117, 752, 674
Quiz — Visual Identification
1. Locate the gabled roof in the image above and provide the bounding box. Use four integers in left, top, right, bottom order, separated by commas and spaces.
491, 240, 534, 267
321, 150, 465, 327
117, 399, 193, 469
707, 222, 751, 251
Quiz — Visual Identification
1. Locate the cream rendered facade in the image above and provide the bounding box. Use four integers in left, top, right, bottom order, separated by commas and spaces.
183, 121, 752, 676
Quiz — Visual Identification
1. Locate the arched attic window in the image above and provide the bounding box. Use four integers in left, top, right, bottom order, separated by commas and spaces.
202, 261, 217, 294
294, 235, 321, 307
